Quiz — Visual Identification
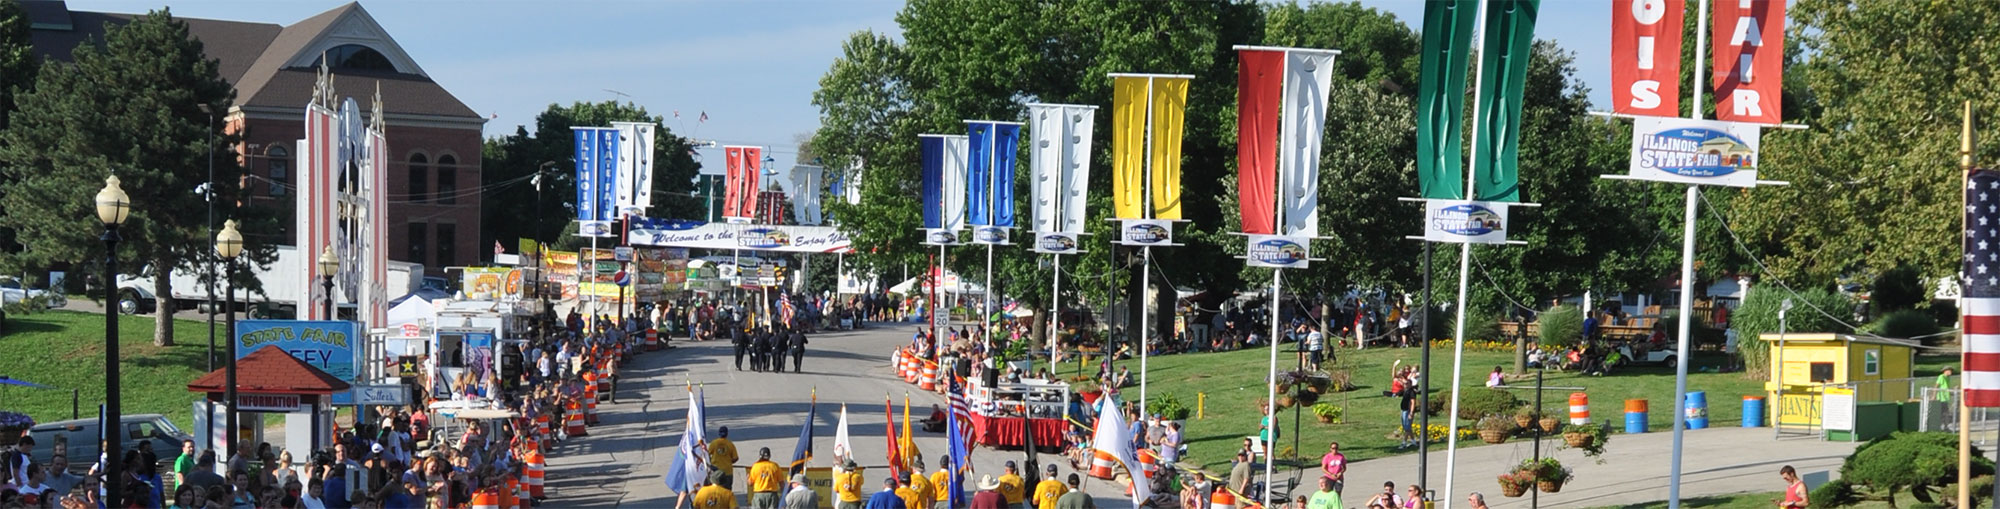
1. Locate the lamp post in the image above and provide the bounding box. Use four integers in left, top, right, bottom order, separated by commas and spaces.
319, 246, 338, 320
95, 176, 130, 508
1774, 298, 1792, 439
215, 220, 244, 465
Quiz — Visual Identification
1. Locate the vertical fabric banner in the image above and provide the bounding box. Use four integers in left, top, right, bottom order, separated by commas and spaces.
1611, 0, 1685, 117
737, 147, 764, 220
992, 123, 1021, 228
1063, 106, 1095, 233
614, 123, 638, 214
301, 103, 337, 320
1148, 77, 1190, 220
1416, 0, 1479, 200
1111, 77, 1149, 219
942, 136, 970, 232
613, 121, 658, 214
845, 158, 864, 206
1712, 0, 1785, 125
1235, 49, 1284, 235
1470, 0, 1540, 203
966, 122, 994, 226
1965, 168, 2000, 407
723, 146, 744, 218
790, 165, 825, 225
597, 128, 620, 221
575, 128, 600, 221
921, 136, 946, 229
1280, 50, 1337, 238
1029, 105, 1063, 233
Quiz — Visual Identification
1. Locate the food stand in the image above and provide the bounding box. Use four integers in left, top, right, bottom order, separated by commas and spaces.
966, 378, 1072, 450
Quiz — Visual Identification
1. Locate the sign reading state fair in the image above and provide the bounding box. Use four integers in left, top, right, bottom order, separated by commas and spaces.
1244, 235, 1309, 269
1629, 116, 1761, 187
1032, 232, 1079, 254
1117, 219, 1173, 246
1422, 200, 1511, 244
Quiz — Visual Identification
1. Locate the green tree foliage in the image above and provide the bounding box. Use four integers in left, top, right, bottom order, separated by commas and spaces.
1869, 265, 1926, 316
1841, 432, 1995, 507
0, 9, 259, 346
1866, 309, 1939, 342
1730, 286, 1854, 378
1535, 305, 1582, 347
0, 0, 39, 260
479, 101, 702, 252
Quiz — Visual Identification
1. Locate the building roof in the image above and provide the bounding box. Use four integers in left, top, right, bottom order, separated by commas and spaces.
186, 345, 352, 395
1756, 332, 1927, 349
22, 1, 479, 120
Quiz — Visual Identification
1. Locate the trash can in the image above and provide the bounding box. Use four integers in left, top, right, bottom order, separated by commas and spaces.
1624, 399, 1649, 433
1685, 391, 1709, 430
1742, 395, 1766, 428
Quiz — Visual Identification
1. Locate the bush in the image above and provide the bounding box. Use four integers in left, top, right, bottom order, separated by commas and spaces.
1842, 432, 1996, 506
1809, 478, 1857, 508
1867, 309, 1941, 341
1732, 286, 1854, 378
1457, 388, 1522, 420
1146, 393, 1191, 421
0, 294, 56, 316
1871, 265, 1927, 316
1311, 403, 1342, 423
1536, 305, 1583, 347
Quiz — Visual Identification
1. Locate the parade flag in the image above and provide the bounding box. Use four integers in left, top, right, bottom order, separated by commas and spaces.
1469, 0, 1539, 203
948, 379, 972, 440
900, 395, 922, 471
1415, 0, 1479, 200
1090, 398, 1149, 508
1712, 0, 1785, 125
885, 397, 904, 480
1235, 49, 1283, 235
942, 136, 969, 232
663, 384, 709, 493
1611, 0, 1685, 117
1965, 168, 2000, 407
833, 404, 852, 464
947, 378, 972, 509
790, 390, 817, 474
1279, 49, 1337, 238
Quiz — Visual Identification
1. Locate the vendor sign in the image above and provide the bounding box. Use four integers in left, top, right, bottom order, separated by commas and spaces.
234, 320, 359, 404
1628, 116, 1761, 187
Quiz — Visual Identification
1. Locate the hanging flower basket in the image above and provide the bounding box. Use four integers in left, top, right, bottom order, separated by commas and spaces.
1496, 470, 1534, 498
1478, 429, 1510, 444
1537, 479, 1564, 493
1563, 432, 1593, 448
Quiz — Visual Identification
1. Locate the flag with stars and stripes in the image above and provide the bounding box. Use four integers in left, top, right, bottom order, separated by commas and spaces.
949, 377, 973, 437
1967, 168, 2000, 407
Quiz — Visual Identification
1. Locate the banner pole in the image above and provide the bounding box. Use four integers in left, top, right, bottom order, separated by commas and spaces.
1052, 254, 1062, 369
1263, 267, 1281, 507
1140, 244, 1152, 412
1668, 2, 1713, 507
1960, 100, 1976, 509
986, 242, 995, 347
1443, 0, 1493, 504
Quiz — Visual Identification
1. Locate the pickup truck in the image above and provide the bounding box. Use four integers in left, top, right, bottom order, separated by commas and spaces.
0, 276, 67, 309
117, 245, 422, 318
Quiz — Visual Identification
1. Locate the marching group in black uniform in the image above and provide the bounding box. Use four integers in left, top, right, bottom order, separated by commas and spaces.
733, 324, 810, 373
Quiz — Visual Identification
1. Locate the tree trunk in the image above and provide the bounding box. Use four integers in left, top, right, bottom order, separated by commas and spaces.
152, 255, 175, 347
1514, 334, 1527, 375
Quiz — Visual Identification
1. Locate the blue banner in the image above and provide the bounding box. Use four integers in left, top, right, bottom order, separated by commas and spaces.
597, 128, 621, 220
920, 136, 945, 229
991, 123, 1020, 228
966, 122, 993, 226
233, 319, 360, 405
575, 128, 598, 221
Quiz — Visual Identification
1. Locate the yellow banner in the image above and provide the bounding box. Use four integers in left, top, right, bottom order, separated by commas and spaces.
1149, 77, 1189, 220
1111, 76, 1149, 219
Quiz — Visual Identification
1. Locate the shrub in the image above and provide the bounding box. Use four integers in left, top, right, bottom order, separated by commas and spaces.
1536, 306, 1583, 347
1809, 478, 1857, 508
1842, 432, 1997, 506
1732, 286, 1854, 378
1311, 403, 1342, 423
1458, 388, 1522, 420
1146, 392, 1191, 421
1867, 309, 1941, 342
1871, 265, 1927, 316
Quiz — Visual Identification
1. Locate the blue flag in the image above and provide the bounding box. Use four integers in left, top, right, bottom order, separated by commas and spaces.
947, 379, 971, 509
990, 123, 1021, 228
921, 136, 947, 229
574, 128, 599, 222
596, 128, 621, 220
663, 385, 709, 493
790, 393, 817, 473
967, 122, 993, 226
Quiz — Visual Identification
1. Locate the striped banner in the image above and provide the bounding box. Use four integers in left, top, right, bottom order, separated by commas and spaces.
1965, 168, 2000, 407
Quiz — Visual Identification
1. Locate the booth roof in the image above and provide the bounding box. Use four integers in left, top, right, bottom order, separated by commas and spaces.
186, 345, 351, 395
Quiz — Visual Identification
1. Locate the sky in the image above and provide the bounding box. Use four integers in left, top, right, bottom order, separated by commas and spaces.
73, 0, 1615, 174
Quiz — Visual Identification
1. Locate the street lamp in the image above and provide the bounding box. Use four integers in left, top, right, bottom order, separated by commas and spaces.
318, 246, 338, 320
214, 220, 243, 466
1774, 297, 1794, 438
94, 175, 130, 508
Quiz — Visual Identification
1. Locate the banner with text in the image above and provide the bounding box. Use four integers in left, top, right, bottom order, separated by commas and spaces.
1244, 234, 1310, 269
1116, 219, 1174, 247
234, 320, 359, 404
1612, 0, 1685, 117
1031, 232, 1080, 254
1627, 116, 1761, 187
1422, 200, 1512, 244
626, 218, 854, 253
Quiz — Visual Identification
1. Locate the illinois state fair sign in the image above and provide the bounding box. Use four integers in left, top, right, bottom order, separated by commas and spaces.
233, 319, 360, 404
923, 228, 959, 246
972, 226, 1010, 245
1117, 219, 1173, 246
1032, 232, 1079, 254
1423, 200, 1510, 244
1629, 116, 1761, 187
626, 218, 854, 253
1244, 235, 1309, 269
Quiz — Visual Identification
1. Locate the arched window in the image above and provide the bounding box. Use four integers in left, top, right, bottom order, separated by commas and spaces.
408, 153, 429, 203
267, 145, 290, 196
311, 44, 397, 72
436, 155, 458, 204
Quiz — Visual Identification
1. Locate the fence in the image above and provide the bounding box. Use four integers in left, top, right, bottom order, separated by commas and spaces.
1784, 376, 2000, 443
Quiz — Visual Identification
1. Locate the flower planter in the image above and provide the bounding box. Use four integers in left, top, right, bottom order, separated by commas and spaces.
1537, 479, 1564, 493
1500, 483, 1527, 498
1514, 415, 1534, 430
1563, 432, 1592, 448
1540, 417, 1561, 433
1316, 414, 1336, 424
1478, 429, 1510, 444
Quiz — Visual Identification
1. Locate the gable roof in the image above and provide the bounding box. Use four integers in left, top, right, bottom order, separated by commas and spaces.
22, 1, 479, 120
186, 345, 352, 395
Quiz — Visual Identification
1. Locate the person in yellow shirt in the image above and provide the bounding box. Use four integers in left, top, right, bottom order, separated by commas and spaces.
895, 472, 923, 509
906, 457, 936, 509
835, 460, 866, 509
997, 461, 1026, 506
711, 427, 740, 474
695, 473, 739, 509
1033, 464, 1068, 509
930, 456, 955, 509
749, 448, 785, 509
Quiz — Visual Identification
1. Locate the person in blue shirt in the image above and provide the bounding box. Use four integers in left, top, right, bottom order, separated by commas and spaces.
866, 476, 907, 509
322, 465, 352, 509
1582, 310, 1599, 342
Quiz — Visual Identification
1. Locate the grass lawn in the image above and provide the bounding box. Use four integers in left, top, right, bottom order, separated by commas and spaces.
1591, 488, 1987, 508
1049, 342, 1767, 472
0, 310, 222, 431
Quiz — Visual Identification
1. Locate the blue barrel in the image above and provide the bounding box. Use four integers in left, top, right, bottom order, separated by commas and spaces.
1624, 399, 1648, 433
1742, 395, 1766, 428
1685, 391, 1709, 429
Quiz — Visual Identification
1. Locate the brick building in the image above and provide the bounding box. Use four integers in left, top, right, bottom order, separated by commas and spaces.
24, 1, 485, 274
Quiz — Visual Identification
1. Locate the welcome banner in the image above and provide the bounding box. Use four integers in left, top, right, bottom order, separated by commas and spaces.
627, 218, 854, 253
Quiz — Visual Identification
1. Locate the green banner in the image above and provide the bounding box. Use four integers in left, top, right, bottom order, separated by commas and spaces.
1415, 0, 1480, 200
1469, 0, 1539, 202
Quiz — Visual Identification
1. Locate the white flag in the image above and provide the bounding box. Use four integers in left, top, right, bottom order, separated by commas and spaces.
1062, 106, 1096, 234
1029, 105, 1062, 233
833, 403, 852, 464
791, 165, 826, 225
845, 158, 864, 206
612, 121, 657, 215
942, 135, 970, 232
1279, 51, 1335, 238
1091, 399, 1149, 507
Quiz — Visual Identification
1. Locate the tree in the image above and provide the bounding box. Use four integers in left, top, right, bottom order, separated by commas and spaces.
0, 0, 40, 261
0, 9, 251, 346
479, 101, 702, 255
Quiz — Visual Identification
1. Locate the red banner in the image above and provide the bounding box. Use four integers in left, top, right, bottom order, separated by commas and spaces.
742, 147, 763, 217
1235, 49, 1283, 235
723, 146, 744, 217
1611, 0, 1684, 116
1712, 0, 1785, 124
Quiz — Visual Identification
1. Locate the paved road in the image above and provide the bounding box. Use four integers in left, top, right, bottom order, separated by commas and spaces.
542, 321, 1135, 508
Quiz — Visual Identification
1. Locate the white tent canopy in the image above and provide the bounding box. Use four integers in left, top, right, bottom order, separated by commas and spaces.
387, 297, 436, 329
887, 271, 985, 295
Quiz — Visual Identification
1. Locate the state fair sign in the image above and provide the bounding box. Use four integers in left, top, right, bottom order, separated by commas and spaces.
1628, 116, 1761, 187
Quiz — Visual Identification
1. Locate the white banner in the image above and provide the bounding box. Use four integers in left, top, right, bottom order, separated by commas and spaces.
1244, 234, 1310, 269
1280, 50, 1337, 237
1117, 219, 1174, 246
614, 121, 657, 214
627, 221, 853, 253
1628, 116, 1761, 187
1030, 105, 1062, 233
1422, 200, 1511, 244
1028, 104, 1097, 234
972, 226, 1010, 245
790, 164, 825, 225
1064, 108, 1096, 233
845, 158, 864, 206
1032, 232, 1080, 254
942, 135, 970, 232
922, 228, 959, 246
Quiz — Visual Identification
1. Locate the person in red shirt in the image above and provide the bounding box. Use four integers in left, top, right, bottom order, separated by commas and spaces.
970, 475, 1007, 509
1776, 465, 1809, 508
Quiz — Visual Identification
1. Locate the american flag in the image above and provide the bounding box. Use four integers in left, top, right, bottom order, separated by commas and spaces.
1966, 168, 2000, 407
949, 377, 973, 436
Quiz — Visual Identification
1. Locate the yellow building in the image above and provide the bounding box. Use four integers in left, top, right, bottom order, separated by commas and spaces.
1762, 333, 1918, 430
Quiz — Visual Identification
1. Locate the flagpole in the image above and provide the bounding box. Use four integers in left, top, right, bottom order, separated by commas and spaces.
1667, 2, 1713, 507
1443, 1, 1492, 505
1052, 254, 1063, 369
1139, 75, 1157, 412
1960, 100, 1976, 509
1263, 267, 1281, 507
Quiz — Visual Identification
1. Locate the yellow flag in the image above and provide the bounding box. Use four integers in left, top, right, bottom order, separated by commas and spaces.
1148, 77, 1189, 220
1111, 76, 1149, 219
900, 395, 921, 470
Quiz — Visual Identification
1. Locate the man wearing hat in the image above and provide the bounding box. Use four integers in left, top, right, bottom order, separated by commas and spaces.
1054, 475, 1094, 509
971, 475, 1007, 509
1032, 465, 1067, 509
750, 448, 786, 509
997, 461, 1026, 507
867, 476, 907, 509
907, 457, 935, 509
696, 471, 738, 509
835, 460, 866, 509
783, 473, 820, 509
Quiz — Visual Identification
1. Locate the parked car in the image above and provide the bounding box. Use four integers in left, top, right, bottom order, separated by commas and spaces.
0, 276, 67, 309
27, 414, 192, 471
